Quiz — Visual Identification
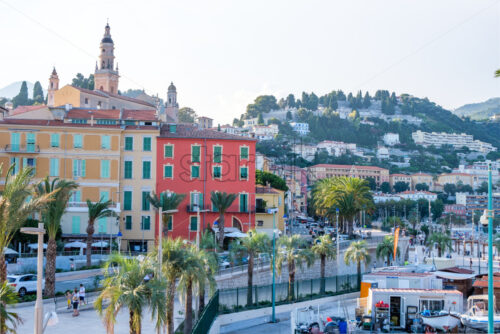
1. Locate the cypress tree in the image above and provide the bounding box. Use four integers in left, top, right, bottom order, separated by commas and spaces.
33, 81, 44, 104
12, 81, 29, 107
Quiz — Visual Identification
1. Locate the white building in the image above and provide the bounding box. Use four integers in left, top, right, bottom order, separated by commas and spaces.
373, 193, 402, 203
243, 118, 258, 128
250, 124, 279, 141
453, 162, 500, 189
316, 140, 357, 157
397, 190, 437, 201
292, 144, 317, 161
412, 130, 497, 153
377, 147, 390, 160
289, 122, 310, 135
383, 133, 400, 146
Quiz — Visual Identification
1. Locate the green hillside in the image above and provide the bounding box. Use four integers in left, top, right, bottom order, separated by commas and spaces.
454, 97, 500, 120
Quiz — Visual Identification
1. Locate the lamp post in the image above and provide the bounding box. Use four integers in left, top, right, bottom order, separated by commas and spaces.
487, 164, 494, 334
336, 208, 340, 268
268, 207, 279, 323
21, 223, 45, 334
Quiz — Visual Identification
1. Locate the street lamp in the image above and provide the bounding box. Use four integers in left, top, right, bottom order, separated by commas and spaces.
21, 223, 45, 334
336, 208, 340, 268
268, 207, 279, 323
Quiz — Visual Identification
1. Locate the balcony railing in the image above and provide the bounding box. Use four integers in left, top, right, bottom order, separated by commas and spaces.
67, 201, 121, 212
4, 144, 40, 153
187, 204, 206, 212
255, 207, 267, 213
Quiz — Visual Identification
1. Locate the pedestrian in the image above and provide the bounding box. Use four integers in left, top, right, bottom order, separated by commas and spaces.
470, 258, 473, 269
79, 283, 86, 305
72, 288, 79, 317
65, 290, 72, 309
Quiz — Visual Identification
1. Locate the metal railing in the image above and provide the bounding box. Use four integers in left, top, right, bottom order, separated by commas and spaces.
191, 290, 219, 334
4, 144, 40, 153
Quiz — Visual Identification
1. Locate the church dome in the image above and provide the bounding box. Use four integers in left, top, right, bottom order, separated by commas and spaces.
168, 82, 176, 92
101, 37, 113, 43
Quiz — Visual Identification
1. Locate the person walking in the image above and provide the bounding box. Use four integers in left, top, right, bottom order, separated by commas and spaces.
470, 258, 473, 269
72, 288, 80, 317
79, 283, 86, 305
66, 290, 72, 309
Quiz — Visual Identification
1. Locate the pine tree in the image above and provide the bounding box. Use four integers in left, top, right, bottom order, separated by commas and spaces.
32, 81, 44, 104
12, 81, 29, 107
363, 92, 371, 108
257, 112, 264, 125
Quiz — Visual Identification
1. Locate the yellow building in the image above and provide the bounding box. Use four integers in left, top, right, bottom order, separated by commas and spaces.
389, 173, 412, 189
255, 186, 285, 236
437, 173, 474, 188
410, 172, 434, 190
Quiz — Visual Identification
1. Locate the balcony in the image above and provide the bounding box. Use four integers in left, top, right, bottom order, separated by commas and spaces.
256, 206, 267, 213
5, 144, 40, 153
187, 204, 207, 212
66, 201, 121, 213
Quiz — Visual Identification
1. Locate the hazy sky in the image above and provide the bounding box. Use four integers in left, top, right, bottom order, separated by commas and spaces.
1, 0, 499, 123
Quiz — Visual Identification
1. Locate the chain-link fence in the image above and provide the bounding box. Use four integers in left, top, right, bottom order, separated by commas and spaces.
218, 273, 360, 314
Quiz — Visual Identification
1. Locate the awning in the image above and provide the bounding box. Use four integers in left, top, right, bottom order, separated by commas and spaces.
224, 231, 247, 238
28, 243, 47, 250
435, 271, 476, 280
64, 241, 87, 248
92, 241, 109, 247
3, 248, 18, 255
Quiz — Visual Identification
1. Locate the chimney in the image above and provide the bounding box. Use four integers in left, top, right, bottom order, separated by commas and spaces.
65, 104, 72, 112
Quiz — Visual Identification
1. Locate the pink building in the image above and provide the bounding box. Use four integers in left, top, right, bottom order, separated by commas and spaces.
307, 164, 390, 185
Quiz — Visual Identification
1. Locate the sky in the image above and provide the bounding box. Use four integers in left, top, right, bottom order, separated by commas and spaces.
1, 0, 500, 124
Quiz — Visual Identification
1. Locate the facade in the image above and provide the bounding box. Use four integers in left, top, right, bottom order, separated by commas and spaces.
292, 144, 317, 161
397, 191, 437, 201
289, 122, 310, 135
382, 133, 400, 146
373, 193, 402, 203
453, 163, 500, 190
243, 118, 258, 128
456, 192, 500, 218
250, 124, 279, 141
307, 164, 390, 185
196, 116, 213, 129
155, 124, 257, 243
255, 186, 285, 237
412, 130, 497, 153
316, 140, 357, 157
269, 165, 307, 213
437, 173, 474, 188
376, 147, 390, 160
410, 172, 434, 190
444, 204, 466, 217
389, 174, 412, 188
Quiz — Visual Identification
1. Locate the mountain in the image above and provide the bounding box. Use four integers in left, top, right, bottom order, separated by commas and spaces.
0, 81, 47, 99
454, 97, 500, 120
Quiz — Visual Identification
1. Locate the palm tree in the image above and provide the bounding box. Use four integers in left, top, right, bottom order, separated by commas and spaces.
147, 191, 185, 240
162, 238, 189, 334
344, 240, 371, 288
178, 245, 216, 334
230, 230, 270, 305
34, 177, 78, 297
0, 165, 51, 283
198, 230, 218, 315
95, 253, 166, 334
376, 235, 400, 266
275, 235, 315, 301
311, 234, 336, 294
85, 198, 116, 267
210, 191, 237, 249
0, 282, 22, 334
495, 69, 500, 77
427, 232, 452, 257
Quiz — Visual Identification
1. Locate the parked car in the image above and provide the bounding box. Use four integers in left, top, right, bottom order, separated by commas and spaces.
8, 274, 45, 297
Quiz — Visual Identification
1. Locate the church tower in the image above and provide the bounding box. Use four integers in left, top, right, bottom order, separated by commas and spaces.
165, 82, 179, 122
94, 23, 120, 94
47, 67, 59, 107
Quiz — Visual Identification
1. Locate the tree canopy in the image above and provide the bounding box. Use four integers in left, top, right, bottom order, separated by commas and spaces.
255, 170, 288, 191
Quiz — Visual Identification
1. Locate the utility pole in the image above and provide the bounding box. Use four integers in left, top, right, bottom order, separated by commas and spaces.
336, 208, 340, 268
487, 163, 494, 334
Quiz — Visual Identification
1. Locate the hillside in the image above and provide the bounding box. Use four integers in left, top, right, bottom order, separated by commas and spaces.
454, 97, 500, 120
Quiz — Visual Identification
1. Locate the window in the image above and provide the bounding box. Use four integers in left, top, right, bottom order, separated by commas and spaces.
73, 159, 86, 178
143, 137, 152, 151
213, 146, 222, 163
50, 134, 59, 148
71, 216, 81, 234
240, 166, 248, 180
142, 191, 150, 211
97, 119, 116, 125
141, 216, 151, 230
70, 190, 81, 203
10, 133, 20, 152
190, 216, 198, 231
419, 300, 444, 312
124, 161, 133, 179
98, 217, 107, 233
101, 135, 110, 149
10, 157, 20, 175
164, 144, 173, 158
84, 98, 89, 105
101, 160, 110, 178
142, 161, 151, 179
257, 220, 264, 227
124, 191, 132, 210
50, 158, 59, 177
191, 165, 200, 178
169, 124, 177, 133
23, 158, 36, 175
190, 192, 203, 209
124, 137, 133, 150
73, 134, 82, 149
239, 193, 248, 212
100, 191, 109, 202
240, 146, 249, 160
72, 119, 87, 124
125, 120, 135, 126
191, 145, 200, 162
164, 165, 173, 178
26, 133, 36, 152
125, 216, 132, 230
213, 166, 221, 179
167, 216, 173, 231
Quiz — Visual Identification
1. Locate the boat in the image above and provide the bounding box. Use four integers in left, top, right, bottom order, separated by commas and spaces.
461, 295, 500, 331
420, 310, 461, 332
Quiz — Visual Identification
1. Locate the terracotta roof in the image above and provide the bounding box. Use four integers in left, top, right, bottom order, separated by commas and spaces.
441, 267, 474, 274
411, 172, 432, 176
71, 86, 156, 107
367, 271, 432, 277
441, 173, 472, 177
67, 109, 120, 119
122, 110, 157, 121
309, 164, 388, 171
9, 105, 47, 116
398, 190, 436, 195
159, 124, 256, 141
71, 86, 108, 97
256, 186, 279, 194
0, 118, 157, 130
391, 174, 411, 177
371, 288, 462, 295
473, 274, 500, 288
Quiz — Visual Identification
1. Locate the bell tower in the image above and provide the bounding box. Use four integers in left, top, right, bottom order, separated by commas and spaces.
165, 82, 179, 122
47, 67, 59, 107
94, 22, 120, 94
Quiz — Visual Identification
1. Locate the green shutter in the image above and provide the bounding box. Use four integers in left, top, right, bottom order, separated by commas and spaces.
169, 124, 176, 133
81, 160, 86, 177
240, 146, 249, 159
142, 191, 150, 211
11, 133, 20, 152
125, 137, 133, 151
167, 216, 173, 231
164, 145, 173, 158
191, 165, 199, 178
214, 146, 222, 163
98, 217, 107, 233
50, 158, 59, 177
164, 165, 172, 178
124, 191, 132, 210
142, 161, 151, 179
72, 216, 81, 234
143, 137, 151, 151
214, 166, 221, 178
240, 194, 248, 212
142, 216, 151, 230
73, 159, 78, 177
73, 134, 82, 148
11, 158, 19, 174
240, 166, 248, 179
190, 216, 198, 231
192, 145, 200, 162
102, 135, 110, 149
125, 216, 132, 230
51, 134, 59, 147
124, 161, 133, 179
27, 133, 35, 152
100, 191, 109, 202
101, 160, 110, 178
75, 190, 81, 202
